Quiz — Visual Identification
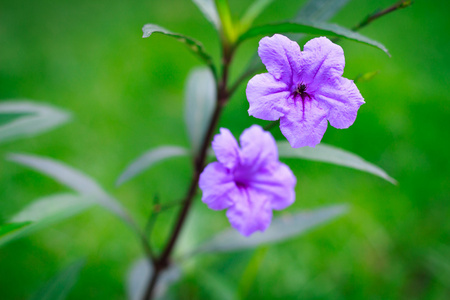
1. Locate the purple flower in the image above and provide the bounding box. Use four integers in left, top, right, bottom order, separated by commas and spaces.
246, 34, 365, 148
199, 125, 296, 237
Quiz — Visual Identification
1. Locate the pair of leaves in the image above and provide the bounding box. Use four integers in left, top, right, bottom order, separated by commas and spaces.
0, 101, 70, 145
238, 0, 388, 56
231, 0, 389, 55
2, 153, 138, 247
116, 140, 395, 188
8, 154, 130, 220
238, 20, 390, 56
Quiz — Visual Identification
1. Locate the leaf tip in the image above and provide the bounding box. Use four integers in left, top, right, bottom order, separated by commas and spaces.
387, 176, 398, 185
335, 203, 351, 215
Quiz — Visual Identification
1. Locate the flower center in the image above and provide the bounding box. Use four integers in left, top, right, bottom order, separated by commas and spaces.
293, 83, 312, 117
293, 83, 311, 100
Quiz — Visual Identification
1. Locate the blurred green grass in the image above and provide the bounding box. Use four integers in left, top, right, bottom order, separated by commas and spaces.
0, 0, 449, 299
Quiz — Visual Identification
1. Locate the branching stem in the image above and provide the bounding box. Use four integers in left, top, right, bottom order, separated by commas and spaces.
141, 33, 235, 300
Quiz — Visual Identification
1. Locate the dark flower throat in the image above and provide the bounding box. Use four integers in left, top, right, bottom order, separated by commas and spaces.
293, 83, 312, 116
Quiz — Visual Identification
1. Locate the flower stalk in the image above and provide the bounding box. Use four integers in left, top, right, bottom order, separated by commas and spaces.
141, 22, 236, 300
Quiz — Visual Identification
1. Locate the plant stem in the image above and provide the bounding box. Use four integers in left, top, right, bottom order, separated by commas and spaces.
352, 0, 412, 31
332, 0, 413, 43
142, 38, 234, 300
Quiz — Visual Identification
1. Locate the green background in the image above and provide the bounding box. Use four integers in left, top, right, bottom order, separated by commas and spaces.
1, 0, 449, 299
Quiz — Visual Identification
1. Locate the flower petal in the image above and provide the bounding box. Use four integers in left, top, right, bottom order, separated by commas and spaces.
316, 77, 365, 129
249, 162, 296, 210
280, 98, 328, 148
239, 125, 278, 170
258, 34, 302, 85
226, 187, 272, 237
247, 73, 291, 121
199, 162, 237, 210
300, 37, 345, 90
212, 128, 240, 169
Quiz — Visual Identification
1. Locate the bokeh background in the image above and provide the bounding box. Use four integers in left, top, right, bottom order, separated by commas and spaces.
1, 0, 449, 299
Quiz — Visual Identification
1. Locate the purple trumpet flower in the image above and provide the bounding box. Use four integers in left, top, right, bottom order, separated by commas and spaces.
246, 34, 365, 148
199, 125, 296, 237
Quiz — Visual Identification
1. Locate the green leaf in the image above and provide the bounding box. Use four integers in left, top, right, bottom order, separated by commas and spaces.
0, 222, 32, 238
184, 67, 216, 155
0, 193, 92, 247
30, 259, 85, 300
0, 112, 32, 126
238, 21, 390, 56
240, 0, 275, 30
142, 24, 216, 77
7, 153, 132, 222
116, 146, 189, 186
277, 142, 397, 184
191, 0, 220, 31
0, 101, 70, 144
127, 258, 181, 300
295, 0, 350, 23
215, 0, 237, 43
193, 204, 348, 253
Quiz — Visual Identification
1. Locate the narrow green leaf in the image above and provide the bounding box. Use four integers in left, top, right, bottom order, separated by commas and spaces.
116, 146, 189, 186
277, 142, 397, 184
7, 153, 131, 221
30, 259, 85, 300
191, 0, 220, 30
194, 204, 348, 253
142, 24, 216, 77
238, 21, 390, 56
0, 112, 32, 126
184, 67, 217, 155
215, 0, 237, 43
127, 258, 181, 300
241, 0, 275, 30
0, 101, 70, 144
0, 222, 32, 238
0, 193, 92, 247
